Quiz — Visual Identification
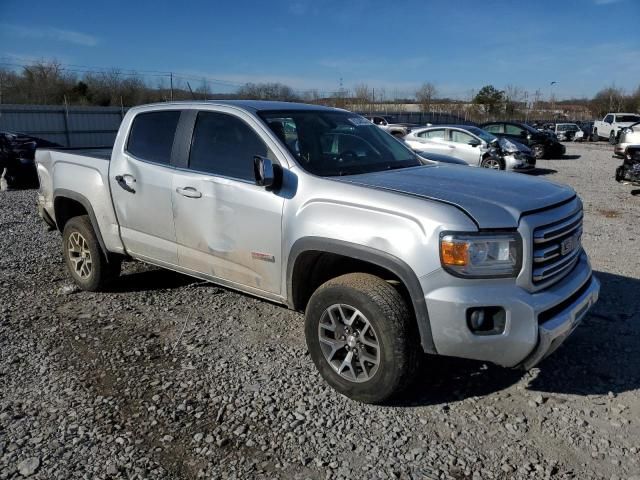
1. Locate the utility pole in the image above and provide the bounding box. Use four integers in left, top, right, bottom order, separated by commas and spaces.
170, 72, 174, 101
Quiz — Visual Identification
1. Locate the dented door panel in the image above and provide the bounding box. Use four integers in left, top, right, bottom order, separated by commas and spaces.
172, 171, 284, 294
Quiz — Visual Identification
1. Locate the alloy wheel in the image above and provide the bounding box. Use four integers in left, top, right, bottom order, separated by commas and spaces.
67, 231, 92, 279
318, 304, 380, 383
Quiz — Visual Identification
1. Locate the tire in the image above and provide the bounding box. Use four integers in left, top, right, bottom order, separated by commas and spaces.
609, 131, 617, 145
532, 144, 546, 159
480, 156, 505, 170
62, 215, 121, 291
305, 273, 420, 404
592, 129, 599, 142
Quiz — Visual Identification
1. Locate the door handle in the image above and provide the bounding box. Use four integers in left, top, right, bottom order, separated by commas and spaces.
115, 174, 136, 193
176, 186, 202, 198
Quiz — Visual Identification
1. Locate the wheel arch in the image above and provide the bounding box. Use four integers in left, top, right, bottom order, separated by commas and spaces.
53, 188, 110, 261
287, 237, 437, 354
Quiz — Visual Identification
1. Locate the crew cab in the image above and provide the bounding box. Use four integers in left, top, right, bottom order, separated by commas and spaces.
36, 101, 600, 403
593, 113, 640, 144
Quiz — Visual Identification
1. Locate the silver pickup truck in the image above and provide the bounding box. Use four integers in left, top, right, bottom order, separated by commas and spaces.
36, 101, 600, 403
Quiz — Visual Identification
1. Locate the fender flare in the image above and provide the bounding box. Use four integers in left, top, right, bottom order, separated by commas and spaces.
53, 188, 110, 261
287, 237, 437, 354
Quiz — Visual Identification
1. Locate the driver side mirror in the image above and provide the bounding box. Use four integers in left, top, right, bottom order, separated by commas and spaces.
254, 156, 282, 191
468, 138, 481, 147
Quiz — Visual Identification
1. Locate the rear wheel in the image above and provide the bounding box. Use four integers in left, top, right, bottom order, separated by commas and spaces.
62, 215, 121, 291
305, 273, 420, 404
532, 144, 546, 159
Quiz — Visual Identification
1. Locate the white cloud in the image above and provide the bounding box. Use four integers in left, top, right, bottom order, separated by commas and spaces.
0, 24, 98, 47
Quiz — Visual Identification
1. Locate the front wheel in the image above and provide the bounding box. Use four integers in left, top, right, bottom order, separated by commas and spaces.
62, 215, 121, 291
592, 129, 599, 142
480, 156, 504, 170
609, 131, 617, 145
305, 273, 420, 404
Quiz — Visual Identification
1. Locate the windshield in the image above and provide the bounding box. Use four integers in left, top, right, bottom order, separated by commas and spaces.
259, 110, 420, 176
617, 115, 640, 123
463, 126, 497, 143
557, 124, 579, 131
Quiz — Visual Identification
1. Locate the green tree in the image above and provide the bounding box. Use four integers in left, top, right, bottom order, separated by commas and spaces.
473, 85, 505, 115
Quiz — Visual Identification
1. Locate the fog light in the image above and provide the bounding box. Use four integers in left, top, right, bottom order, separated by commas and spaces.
466, 307, 506, 335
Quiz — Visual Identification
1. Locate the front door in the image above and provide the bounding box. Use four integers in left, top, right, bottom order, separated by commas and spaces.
448, 129, 483, 166
172, 110, 284, 295
110, 110, 181, 266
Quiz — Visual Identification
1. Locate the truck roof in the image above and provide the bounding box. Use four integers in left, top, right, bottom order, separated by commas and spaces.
132, 100, 341, 113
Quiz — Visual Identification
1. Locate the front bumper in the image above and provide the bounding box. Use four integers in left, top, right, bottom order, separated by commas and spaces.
614, 143, 630, 156
421, 252, 599, 368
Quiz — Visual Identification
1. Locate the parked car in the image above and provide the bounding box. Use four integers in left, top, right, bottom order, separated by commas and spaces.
614, 122, 640, 157
576, 121, 594, 141
615, 145, 640, 186
0, 131, 60, 188
404, 125, 536, 171
36, 101, 599, 403
593, 113, 640, 144
480, 121, 566, 159
363, 115, 411, 137
554, 123, 584, 142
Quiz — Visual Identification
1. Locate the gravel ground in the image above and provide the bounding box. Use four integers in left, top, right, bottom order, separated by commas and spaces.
1, 142, 639, 480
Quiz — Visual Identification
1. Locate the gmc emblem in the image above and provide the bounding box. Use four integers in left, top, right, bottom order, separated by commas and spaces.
560, 234, 580, 256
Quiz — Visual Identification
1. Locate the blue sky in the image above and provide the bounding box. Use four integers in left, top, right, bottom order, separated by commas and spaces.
0, 0, 638, 99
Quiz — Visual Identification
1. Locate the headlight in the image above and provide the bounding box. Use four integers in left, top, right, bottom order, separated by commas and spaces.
440, 232, 521, 278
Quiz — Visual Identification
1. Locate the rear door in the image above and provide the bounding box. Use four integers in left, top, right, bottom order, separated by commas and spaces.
171, 109, 284, 295
409, 128, 452, 154
110, 110, 181, 265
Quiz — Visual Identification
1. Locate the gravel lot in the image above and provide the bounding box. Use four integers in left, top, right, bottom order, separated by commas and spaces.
1, 142, 639, 480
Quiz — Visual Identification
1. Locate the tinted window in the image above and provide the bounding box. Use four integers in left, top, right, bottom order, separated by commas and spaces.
484, 124, 503, 134
450, 130, 474, 144
127, 111, 181, 164
418, 129, 446, 139
189, 111, 268, 180
505, 124, 525, 136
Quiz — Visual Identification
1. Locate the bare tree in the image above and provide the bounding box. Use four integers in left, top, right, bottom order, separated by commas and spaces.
416, 82, 437, 112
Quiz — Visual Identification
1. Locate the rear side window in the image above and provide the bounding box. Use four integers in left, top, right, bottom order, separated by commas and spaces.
484, 124, 503, 134
127, 111, 181, 164
505, 124, 525, 136
418, 129, 445, 139
189, 111, 268, 180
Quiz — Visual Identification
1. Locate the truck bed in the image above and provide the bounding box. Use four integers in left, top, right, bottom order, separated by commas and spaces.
43, 147, 113, 162
35, 147, 125, 255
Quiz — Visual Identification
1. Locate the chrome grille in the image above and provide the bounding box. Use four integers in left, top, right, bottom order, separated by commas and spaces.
532, 209, 583, 285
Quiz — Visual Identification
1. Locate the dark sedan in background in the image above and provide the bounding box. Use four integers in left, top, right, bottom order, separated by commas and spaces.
480, 121, 566, 159
0, 132, 61, 189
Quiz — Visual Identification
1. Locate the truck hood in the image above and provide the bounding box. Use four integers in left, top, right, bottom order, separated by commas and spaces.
337, 165, 575, 228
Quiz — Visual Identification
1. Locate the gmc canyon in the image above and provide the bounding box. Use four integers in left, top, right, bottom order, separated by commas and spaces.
36, 101, 600, 403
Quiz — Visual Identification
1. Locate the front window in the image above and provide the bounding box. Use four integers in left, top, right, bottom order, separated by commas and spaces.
260, 110, 420, 176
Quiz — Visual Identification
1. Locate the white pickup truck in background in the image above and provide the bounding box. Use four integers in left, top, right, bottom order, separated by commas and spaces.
592, 113, 640, 144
